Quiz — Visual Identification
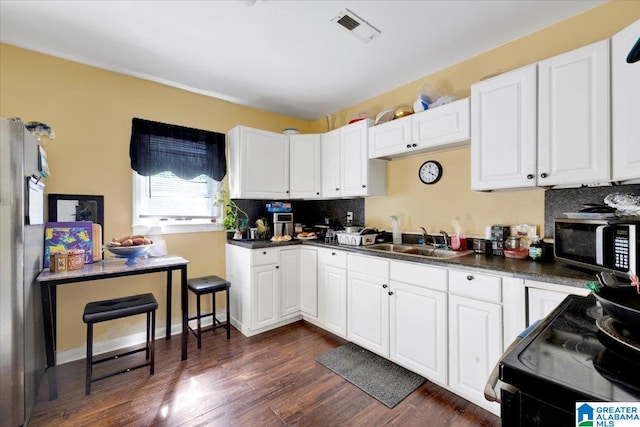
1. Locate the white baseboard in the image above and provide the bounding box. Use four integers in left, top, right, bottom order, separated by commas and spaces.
57, 314, 226, 365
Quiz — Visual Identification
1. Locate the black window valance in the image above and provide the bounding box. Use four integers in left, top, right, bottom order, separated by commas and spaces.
130, 118, 227, 181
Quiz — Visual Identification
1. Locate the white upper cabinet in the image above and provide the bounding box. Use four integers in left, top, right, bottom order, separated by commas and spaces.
538, 39, 610, 186
229, 119, 386, 200
368, 118, 412, 159
289, 134, 321, 198
612, 19, 640, 182
368, 98, 470, 160
337, 119, 387, 197
321, 129, 341, 198
471, 65, 538, 191
228, 126, 290, 199
472, 40, 611, 191
412, 98, 470, 150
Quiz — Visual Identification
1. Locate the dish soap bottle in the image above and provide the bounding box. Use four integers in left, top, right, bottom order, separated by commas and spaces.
391, 215, 401, 244
450, 217, 467, 251
529, 236, 544, 261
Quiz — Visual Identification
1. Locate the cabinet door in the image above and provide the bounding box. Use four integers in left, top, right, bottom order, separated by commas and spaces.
319, 264, 347, 338
413, 98, 470, 149
280, 248, 300, 318
538, 40, 610, 186
612, 19, 640, 182
321, 129, 341, 198
340, 119, 371, 196
347, 270, 389, 357
527, 287, 571, 324
290, 134, 321, 198
471, 64, 537, 191
251, 264, 279, 330
368, 117, 412, 159
299, 248, 318, 317
390, 280, 447, 385
230, 126, 290, 199
448, 294, 501, 415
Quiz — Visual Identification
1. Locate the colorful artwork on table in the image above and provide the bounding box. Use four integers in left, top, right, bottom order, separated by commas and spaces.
44, 221, 93, 267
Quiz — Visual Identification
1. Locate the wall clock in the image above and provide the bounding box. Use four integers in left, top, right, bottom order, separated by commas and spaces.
418, 160, 443, 185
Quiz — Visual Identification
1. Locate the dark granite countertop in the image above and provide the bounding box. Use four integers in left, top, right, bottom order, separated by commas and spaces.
226, 239, 596, 289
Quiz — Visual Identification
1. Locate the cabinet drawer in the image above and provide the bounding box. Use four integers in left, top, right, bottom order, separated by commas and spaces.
348, 254, 389, 278
251, 248, 280, 266
449, 270, 501, 303
318, 248, 347, 269
390, 261, 447, 292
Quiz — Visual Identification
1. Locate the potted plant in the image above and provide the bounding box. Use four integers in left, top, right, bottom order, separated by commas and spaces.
214, 189, 249, 238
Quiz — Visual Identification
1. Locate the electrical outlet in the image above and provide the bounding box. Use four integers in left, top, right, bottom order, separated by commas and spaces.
346, 211, 353, 222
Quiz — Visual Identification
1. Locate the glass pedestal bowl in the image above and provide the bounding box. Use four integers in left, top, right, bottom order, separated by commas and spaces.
105, 244, 154, 265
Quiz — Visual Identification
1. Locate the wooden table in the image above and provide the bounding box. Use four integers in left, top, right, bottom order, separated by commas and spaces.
37, 255, 189, 400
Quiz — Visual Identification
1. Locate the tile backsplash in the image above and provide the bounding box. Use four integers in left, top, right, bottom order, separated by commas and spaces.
544, 184, 640, 238
233, 198, 365, 231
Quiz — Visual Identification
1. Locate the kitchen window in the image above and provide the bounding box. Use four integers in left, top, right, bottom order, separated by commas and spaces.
130, 118, 226, 235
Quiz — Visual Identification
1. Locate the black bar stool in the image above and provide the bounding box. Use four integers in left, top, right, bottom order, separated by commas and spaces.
187, 275, 231, 348
82, 293, 158, 395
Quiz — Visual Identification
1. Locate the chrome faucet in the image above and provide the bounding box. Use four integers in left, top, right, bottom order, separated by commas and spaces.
439, 230, 450, 248
420, 227, 437, 246
419, 227, 428, 245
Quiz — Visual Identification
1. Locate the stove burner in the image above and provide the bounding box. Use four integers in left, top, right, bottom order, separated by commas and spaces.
596, 315, 640, 353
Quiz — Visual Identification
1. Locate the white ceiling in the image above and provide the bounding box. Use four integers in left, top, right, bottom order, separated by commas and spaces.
0, 0, 604, 121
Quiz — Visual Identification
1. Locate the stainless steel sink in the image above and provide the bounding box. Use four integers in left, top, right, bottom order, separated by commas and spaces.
365, 243, 473, 259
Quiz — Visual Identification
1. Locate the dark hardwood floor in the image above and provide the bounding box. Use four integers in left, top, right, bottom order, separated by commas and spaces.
30, 321, 501, 426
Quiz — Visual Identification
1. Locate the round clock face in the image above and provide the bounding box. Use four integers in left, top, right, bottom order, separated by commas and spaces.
418, 160, 443, 185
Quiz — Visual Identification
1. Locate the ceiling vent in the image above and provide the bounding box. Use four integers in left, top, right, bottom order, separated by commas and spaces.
331, 9, 381, 43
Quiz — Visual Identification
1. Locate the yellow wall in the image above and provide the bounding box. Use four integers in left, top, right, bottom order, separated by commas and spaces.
1, 0, 639, 353
0, 44, 310, 351
311, 0, 640, 237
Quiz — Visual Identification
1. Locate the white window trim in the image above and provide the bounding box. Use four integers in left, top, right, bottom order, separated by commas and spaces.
131, 172, 226, 235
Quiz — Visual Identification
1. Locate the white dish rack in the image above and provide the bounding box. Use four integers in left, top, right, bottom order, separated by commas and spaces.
336, 231, 377, 246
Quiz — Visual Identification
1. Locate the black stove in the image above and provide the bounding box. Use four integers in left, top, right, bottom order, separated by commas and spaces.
499, 294, 640, 426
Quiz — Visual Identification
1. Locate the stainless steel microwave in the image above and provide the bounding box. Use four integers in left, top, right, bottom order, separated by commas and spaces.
554, 218, 639, 278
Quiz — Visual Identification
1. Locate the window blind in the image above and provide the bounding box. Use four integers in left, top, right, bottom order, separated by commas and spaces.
129, 118, 226, 181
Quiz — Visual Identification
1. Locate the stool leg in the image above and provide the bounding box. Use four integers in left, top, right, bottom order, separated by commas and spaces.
226, 285, 231, 340
86, 322, 93, 395
146, 311, 151, 360
196, 293, 202, 349
212, 291, 217, 336
150, 310, 156, 375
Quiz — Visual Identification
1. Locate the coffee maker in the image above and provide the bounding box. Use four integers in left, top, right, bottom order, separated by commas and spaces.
273, 212, 294, 236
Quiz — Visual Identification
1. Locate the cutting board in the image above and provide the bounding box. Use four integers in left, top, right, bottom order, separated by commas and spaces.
93, 223, 102, 262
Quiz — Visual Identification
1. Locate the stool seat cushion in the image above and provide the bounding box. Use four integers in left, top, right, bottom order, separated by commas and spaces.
187, 275, 230, 293
83, 293, 158, 324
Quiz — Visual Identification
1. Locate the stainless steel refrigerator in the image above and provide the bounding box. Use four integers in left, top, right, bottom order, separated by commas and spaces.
1, 118, 46, 426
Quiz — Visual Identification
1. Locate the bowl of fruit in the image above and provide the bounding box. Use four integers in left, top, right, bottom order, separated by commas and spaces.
105, 235, 154, 265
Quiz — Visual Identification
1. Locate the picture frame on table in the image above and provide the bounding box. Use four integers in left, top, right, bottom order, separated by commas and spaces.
48, 194, 104, 258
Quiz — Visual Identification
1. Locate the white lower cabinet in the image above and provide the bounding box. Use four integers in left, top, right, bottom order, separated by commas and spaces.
448, 270, 502, 415
251, 263, 280, 330
280, 248, 301, 318
526, 280, 590, 325
347, 254, 390, 357
226, 244, 308, 337
389, 260, 448, 386
318, 248, 348, 337
231, 243, 593, 418
299, 248, 318, 317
